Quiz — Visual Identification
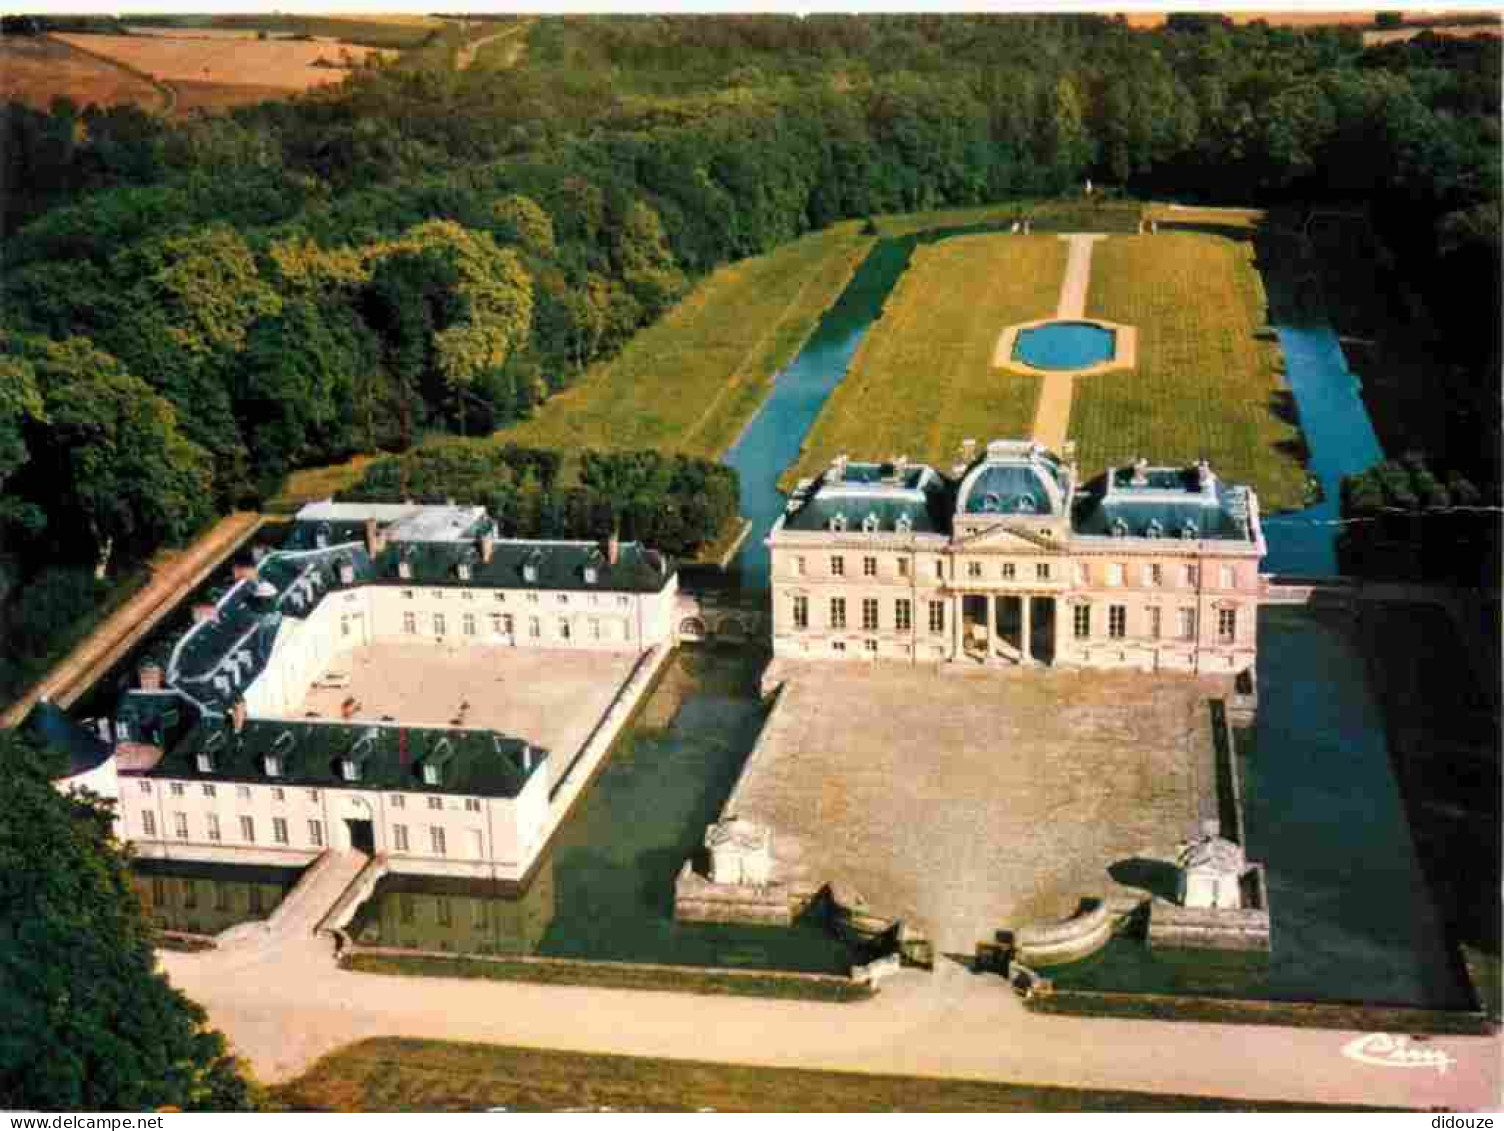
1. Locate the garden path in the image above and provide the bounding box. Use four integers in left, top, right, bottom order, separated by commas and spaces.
1029, 234, 1106, 449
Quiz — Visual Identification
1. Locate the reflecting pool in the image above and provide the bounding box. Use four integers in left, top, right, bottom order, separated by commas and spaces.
1012, 321, 1116, 371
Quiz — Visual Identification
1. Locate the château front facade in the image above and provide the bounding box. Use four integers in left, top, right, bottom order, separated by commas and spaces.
767, 439, 1265, 675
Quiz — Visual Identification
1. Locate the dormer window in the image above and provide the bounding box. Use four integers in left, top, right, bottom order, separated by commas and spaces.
1181, 520, 1199, 540
584, 565, 598, 584
457, 562, 471, 582
341, 758, 361, 782
1017, 495, 1037, 514
337, 559, 355, 585
315, 523, 330, 548
982, 493, 1001, 513
830, 513, 847, 533
265, 730, 294, 778
422, 737, 454, 788
196, 752, 216, 774
895, 514, 913, 535
397, 560, 412, 580
1145, 519, 1164, 539
422, 763, 440, 786
264, 754, 282, 778
862, 513, 880, 534
1110, 518, 1129, 538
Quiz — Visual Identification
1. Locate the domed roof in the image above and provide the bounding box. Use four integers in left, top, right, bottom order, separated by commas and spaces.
955, 440, 1068, 518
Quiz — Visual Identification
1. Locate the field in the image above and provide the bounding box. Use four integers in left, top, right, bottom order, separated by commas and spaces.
0, 35, 166, 114
1073, 233, 1308, 510
783, 234, 1065, 486
494, 221, 873, 460
52, 33, 394, 96
273, 1037, 1354, 1113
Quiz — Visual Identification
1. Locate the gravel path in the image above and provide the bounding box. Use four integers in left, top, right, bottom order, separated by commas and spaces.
1028, 233, 1106, 449
159, 938, 1500, 1108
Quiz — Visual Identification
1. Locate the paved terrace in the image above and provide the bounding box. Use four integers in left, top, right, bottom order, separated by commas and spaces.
291, 644, 640, 791
730, 662, 1223, 954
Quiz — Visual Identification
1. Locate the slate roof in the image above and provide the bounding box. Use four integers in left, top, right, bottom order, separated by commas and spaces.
1071, 465, 1257, 543
783, 462, 953, 535
152, 718, 546, 799
955, 442, 1071, 517
27, 700, 112, 778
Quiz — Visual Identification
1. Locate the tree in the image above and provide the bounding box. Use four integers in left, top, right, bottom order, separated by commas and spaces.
0, 729, 260, 1111
492, 193, 557, 258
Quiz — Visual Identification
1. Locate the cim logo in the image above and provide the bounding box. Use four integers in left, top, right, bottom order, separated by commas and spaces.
1341, 1032, 1457, 1075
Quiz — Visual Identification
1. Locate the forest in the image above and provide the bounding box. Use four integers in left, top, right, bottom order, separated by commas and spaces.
1, 14, 1500, 697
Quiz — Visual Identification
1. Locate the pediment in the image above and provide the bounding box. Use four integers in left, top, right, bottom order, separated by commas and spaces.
953, 523, 1064, 552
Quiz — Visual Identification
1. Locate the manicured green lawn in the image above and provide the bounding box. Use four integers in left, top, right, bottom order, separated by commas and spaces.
1073, 232, 1309, 510
274, 1037, 1378, 1112
496, 221, 873, 459
784, 233, 1063, 486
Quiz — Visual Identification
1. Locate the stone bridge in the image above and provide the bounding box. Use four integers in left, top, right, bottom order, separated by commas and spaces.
674, 589, 770, 646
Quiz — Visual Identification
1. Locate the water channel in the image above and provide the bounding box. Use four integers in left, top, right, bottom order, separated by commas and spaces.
132, 221, 1470, 1008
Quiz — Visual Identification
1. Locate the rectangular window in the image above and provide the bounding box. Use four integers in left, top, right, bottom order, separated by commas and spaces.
207, 814, 221, 842
895, 598, 912, 632
341, 614, 351, 638
433, 612, 446, 636
308, 820, 323, 847
1037, 563, 1052, 581
967, 561, 982, 579
202, 783, 215, 798
1001, 562, 1016, 580
934, 560, 945, 579
170, 782, 184, 797
830, 597, 847, 630
590, 617, 602, 641
272, 787, 285, 802
529, 616, 541, 638
214, 882, 229, 912
437, 896, 453, 926
183, 879, 197, 910
830, 556, 844, 577
273, 817, 289, 845
173, 812, 188, 839
1073, 563, 1089, 585
142, 811, 157, 837
1073, 605, 1091, 640
463, 613, 476, 636
795, 556, 806, 576
430, 826, 447, 856
832, 641, 846, 653
1145, 563, 1163, 587
897, 558, 909, 578
862, 598, 879, 631
428, 796, 443, 811
1182, 564, 1198, 588
307, 789, 319, 803
1218, 608, 1237, 644
473, 899, 488, 929
792, 595, 809, 630
464, 797, 481, 813
1107, 564, 1125, 587
468, 828, 484, 857
559, 618, 571, 640
1147, 607, 1162, 640
393, 824, 409, 852
391, 794, 405, 809
864, 639, 878, 653
240, 816, 255, 843
403, 611, 417, 635
1220, 565, 1236, 589
139, 780, 152, 794
1179, 608, 1197, 641
494, 591, 506, 602
1109, 605, 1127, 639
928, 600, 946, 634
863, 556, 877, 577
400, 894, 415, 924
238, 785, 252, 799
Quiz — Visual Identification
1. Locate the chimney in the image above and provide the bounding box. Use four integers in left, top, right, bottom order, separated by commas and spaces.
961, 438, 977, 463
230, 700, 247, 734
479, 525, 495, 564
364, 518, 387, 558
232, 562, 256, 584
138, 662, 163, 692
831, 454, 848, 482
1131, 457, 1150, 487
604, 531, 619, 566
191, 603, 217, 625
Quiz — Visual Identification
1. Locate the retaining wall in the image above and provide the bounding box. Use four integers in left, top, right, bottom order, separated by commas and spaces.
1013, 901, 1117, 967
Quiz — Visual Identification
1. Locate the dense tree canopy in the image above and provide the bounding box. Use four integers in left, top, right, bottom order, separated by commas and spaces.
0, 731, 259, 1111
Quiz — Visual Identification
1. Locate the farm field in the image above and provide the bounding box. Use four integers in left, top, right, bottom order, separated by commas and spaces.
1074, 232, 1308, 511
0, 35, 166, 113
273, 1037, 1352, 1113
494, 221, 874, 460
52, 33, 393, 95
783, 233, 1064, 486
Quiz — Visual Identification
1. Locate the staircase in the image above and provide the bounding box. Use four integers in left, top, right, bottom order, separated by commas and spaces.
216, 849, 368, 950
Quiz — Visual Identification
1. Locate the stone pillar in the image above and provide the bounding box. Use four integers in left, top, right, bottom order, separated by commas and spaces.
1020, 596, 1033, 663
986, 594, 996, 660
1054, 599, 1067, 663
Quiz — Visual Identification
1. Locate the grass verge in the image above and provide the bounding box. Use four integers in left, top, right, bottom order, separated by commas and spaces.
274, 1035, 1384, 1112
496, 221, 872, 459
343, 951, 870, 1003
782, 232, 1063, 487
1073, 232, 1309, 510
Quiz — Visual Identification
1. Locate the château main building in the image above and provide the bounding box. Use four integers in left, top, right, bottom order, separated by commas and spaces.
767, 439, 1266, 674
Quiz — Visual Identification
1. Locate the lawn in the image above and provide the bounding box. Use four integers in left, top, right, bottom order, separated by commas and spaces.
1072, 232, 1309, 511
783, 233, 1065, 486
495, 221, 872, 459
273, 1037, 1371, 1112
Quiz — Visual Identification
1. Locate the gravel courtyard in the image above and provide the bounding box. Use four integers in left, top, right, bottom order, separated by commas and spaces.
729, 662, 1223, 954
294, 643, 640, 789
